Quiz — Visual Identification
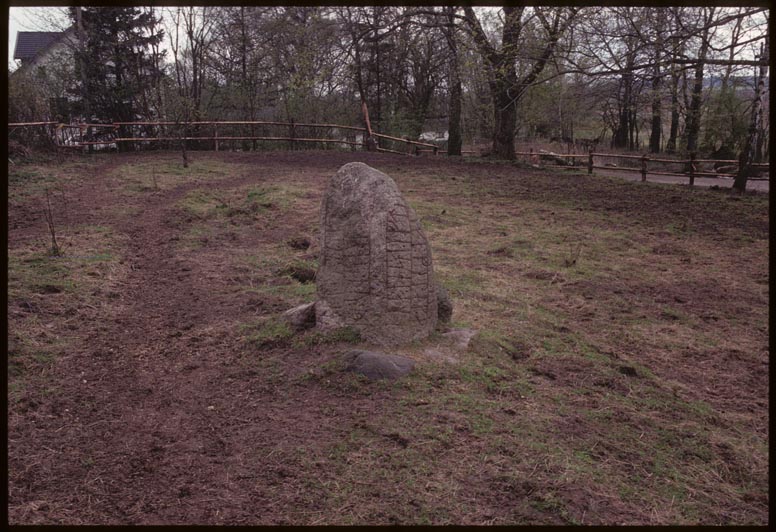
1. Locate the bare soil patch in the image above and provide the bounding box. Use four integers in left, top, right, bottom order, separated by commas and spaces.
7, 150, 768, 525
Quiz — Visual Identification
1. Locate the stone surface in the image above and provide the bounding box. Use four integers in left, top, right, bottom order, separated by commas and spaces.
343, 350, 415, 380
282, 302, 316, 331
436, 283, 453, 324
316, 162, 437, 345
314, 299, 345, 330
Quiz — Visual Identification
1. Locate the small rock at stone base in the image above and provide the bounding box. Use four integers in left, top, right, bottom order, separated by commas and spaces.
343, 350, 415, 380
282, 302, 316, 331
422, 328, 478, 364
423, 347, 460, 365
441, 328, 478, 350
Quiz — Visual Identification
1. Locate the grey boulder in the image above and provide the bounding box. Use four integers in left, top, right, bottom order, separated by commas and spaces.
282, 302, 316, 331
343, 350, 415, 380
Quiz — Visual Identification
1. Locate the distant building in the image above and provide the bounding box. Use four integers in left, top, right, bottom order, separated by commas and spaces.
13, 28, 76, 72
11, 28, 79, 122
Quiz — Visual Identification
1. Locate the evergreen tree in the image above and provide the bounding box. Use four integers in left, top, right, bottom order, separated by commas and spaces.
69, 7, 165, 126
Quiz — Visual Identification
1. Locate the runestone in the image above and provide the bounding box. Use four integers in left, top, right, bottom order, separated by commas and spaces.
316, 162, 438, 345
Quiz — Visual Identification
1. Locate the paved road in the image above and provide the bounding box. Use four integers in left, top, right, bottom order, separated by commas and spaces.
554, 165, 769, 193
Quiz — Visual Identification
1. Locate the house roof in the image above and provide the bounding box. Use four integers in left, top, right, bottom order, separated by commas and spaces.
13, 31, 66, 61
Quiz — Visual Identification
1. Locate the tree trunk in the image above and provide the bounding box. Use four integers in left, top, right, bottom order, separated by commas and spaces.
612, 73, 631, 149
733, 36, 768, 193
685, 12, 712, 154
74, 7, 93, 152
181, 124, 189, 168
491, 74, 517, 159
448, 75, 462, 156
754, 104, 766, 162
685, 61, 705, 154
445, 7, 462, 156
649, 59, 662, 153
666, 68, 680, 153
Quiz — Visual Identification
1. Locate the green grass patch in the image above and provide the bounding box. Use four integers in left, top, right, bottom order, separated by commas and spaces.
295, 326, 362, 347
177, 188, 230, 219
241, 317, 294, 348
111, 157, 240, 193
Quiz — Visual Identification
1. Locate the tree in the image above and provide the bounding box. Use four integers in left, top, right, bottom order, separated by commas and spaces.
733, 33, 769, 193
682, 8, 716, 155
443, 6, 463, 156
701, 8, 749, 159
166, 7, 217, 120
648, 9, 667, 153
664, 10, 686, 153
460, 6, 578, 159
68, 7, 165, 131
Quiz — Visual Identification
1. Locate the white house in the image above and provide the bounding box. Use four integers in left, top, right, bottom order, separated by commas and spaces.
11, 28, 79, 121
13, 28, 77, 72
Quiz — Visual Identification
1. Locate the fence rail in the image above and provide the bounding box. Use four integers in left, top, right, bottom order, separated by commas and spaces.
7, 120, 442, 154
516, 148, 769, 184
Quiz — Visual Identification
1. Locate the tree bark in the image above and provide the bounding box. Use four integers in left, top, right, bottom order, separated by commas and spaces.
447, 49, 462, 155
491, 65, 519, 159
666, 67, 680, 153
649, 76, 661, 153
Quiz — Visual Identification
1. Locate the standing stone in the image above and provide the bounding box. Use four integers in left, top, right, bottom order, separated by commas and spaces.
316, 162, 437, 345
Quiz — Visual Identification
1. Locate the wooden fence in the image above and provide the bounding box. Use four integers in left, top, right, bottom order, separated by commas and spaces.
7, 121, 769, 182
516, 149, 770, 183
7, 120, 441, 155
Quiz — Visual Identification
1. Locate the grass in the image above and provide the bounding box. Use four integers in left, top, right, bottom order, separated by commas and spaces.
7, 223, 129, 405
6, 150, 768, 525
111, 156, 244, 193
287, 158, 767, 525
241, 316, 295, 348
295, 326, 362, 347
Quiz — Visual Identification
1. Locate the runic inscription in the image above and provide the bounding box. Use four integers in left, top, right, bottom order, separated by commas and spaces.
316, 162, 437, 345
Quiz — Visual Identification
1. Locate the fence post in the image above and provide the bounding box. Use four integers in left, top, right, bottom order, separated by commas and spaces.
689, 152, 696, 187
587, 148, 593, 174
214, 124, 219, 152
641, 154, 648, 182
433, 145, 438, 156
361, 100, 377, 152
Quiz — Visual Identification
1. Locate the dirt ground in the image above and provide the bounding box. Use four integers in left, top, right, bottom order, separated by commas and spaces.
6, 150, 769, 524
